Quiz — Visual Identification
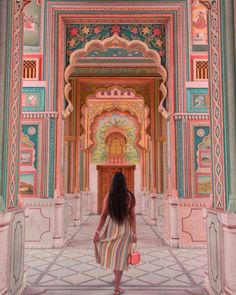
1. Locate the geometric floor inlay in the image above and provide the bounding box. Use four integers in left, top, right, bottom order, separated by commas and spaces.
23, 216, 209, 295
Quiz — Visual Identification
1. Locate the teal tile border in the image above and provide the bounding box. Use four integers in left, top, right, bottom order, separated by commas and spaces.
186, 88, 209, 113
22, 87, 45, 112
176, 121, 184, 198
48, 119, 55, 197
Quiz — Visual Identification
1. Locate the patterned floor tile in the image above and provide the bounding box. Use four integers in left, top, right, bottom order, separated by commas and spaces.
24, 215, 209, 295
47, 268, 77, 278
62, 273, 94, 285
69, 263, 95, 272
138, 273, 169, 285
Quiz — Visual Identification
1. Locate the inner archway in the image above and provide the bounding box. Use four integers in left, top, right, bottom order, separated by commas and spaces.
63, 35, 168, 217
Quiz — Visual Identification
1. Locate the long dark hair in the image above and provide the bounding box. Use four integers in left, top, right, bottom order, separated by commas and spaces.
108, 172, 135, 224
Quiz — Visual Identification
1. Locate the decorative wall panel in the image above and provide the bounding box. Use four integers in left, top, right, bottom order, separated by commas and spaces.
190, 124, 211, 197
22, 87, 45, 111
66, 24, 166, 65
23, 198, 55, 248
20, 123, 43, 198
186, 88, 209, 112
178, 198, 212, 247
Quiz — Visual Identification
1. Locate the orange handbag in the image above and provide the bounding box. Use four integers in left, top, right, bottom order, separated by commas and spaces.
128, 243, 141, 265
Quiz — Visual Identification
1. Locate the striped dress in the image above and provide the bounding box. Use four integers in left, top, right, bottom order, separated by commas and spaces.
94, 217, 132, 271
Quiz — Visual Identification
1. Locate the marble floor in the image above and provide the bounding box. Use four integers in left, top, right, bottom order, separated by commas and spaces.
23, 216, 209, 295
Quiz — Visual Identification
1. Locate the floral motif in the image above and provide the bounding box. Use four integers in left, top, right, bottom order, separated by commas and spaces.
70, 27, 79, 37
94, 26, 101, 34
68, 39, 76, 47
156, 39, 163, 47
142, 26, 150, 35
111, 25, 121, 35
82, 26, 90, 35
131, 26, 138, 34
153, 27, 161, 37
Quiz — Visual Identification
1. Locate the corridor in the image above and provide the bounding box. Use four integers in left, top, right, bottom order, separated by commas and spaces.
23, 216, 209, 295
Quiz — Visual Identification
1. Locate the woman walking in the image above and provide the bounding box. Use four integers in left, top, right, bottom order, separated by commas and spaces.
94, 172, 137, 295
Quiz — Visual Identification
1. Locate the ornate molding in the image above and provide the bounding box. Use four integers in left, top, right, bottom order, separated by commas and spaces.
22, 198, 55, 207
173, 113, 209, 120
22, 112, 58, 119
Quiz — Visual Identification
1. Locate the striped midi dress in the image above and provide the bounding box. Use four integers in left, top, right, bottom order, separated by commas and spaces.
95, 217, 132, 271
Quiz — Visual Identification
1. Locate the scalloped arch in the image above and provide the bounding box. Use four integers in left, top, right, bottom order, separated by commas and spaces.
64, 34, 169, 119
81, 99, 150, 151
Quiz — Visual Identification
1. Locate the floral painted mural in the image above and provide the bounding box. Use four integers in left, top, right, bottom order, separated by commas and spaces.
66, 24, 166, 65
193, 126, 211, 196
24, 0, 41, 48
191, 0, 208, 46
91, 113, 140, 164
19, 125, 38, 197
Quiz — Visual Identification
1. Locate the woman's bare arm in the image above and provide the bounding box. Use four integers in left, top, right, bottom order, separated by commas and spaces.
129, 205, 137, 241
94, 194, 109, 242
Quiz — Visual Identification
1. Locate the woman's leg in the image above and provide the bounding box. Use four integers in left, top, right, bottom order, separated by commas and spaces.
114, 270, 123, 291
112, 270, 116, 284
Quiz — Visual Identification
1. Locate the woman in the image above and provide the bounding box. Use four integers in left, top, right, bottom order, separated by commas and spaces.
94, 172, 137, 295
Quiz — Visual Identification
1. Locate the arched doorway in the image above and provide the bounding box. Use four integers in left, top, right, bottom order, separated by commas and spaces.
63, 35, 168, 216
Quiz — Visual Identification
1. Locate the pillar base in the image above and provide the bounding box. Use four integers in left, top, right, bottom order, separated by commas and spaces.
0, 209, 25, 295
167, 197, 179, 248
53, 198, 68, 248
205, 209, 236, 295
65, 193, 81, 226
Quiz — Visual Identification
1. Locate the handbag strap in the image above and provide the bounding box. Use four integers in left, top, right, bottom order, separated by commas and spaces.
130, 242, 137, 253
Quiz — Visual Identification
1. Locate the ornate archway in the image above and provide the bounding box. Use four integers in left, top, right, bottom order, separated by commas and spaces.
64, 34, 168, 119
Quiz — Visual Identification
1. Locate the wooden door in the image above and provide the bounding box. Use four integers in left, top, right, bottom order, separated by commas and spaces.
97, 165, 135, 214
